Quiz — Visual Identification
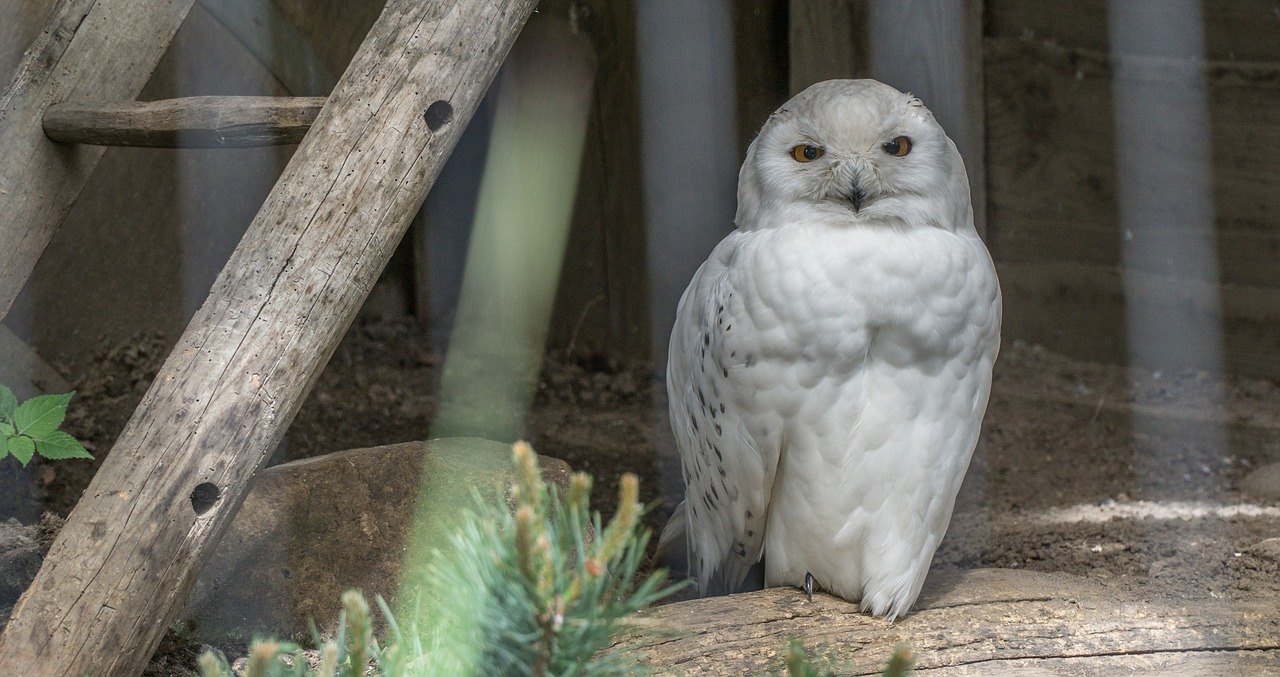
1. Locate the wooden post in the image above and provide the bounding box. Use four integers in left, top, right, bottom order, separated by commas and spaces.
0, 0, 536, 674
0, 0, 199, 323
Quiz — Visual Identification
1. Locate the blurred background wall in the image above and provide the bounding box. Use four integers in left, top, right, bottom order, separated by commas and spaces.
4, 0, 1279, 381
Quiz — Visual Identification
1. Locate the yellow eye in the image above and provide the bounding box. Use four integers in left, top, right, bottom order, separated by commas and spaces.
883, 136, 912, 157
790, 144, 824, 163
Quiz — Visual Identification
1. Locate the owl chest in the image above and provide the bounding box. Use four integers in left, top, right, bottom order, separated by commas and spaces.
711, 228, 975, 371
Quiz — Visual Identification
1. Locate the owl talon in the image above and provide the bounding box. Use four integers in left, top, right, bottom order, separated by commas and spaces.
804, 572, 814, 601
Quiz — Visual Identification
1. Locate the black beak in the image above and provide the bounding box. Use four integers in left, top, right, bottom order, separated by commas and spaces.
849, 183, 866, 212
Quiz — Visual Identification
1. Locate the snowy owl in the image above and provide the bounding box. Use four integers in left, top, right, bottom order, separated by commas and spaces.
658, 79, 1001, 619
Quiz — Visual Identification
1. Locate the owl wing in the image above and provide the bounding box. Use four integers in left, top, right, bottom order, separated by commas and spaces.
662, 234, 780, 595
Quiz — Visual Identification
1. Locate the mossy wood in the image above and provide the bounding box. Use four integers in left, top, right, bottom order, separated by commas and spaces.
616, 569, 1280, 675
0, 0, 537, 674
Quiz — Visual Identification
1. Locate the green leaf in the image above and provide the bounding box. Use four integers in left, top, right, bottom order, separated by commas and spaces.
14, 391, 74, 439
8, 435, 35, 466
35, 430, 93, 461
0, 384, 16, 422
0, 421, 14, 437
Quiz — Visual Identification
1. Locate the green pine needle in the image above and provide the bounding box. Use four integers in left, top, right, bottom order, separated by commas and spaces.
198, 441, 685, 676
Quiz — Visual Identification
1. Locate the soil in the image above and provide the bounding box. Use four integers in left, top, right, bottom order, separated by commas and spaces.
2, 316, 1279, 674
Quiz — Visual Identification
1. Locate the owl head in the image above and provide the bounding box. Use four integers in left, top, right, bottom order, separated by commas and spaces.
735, 79, 972, 233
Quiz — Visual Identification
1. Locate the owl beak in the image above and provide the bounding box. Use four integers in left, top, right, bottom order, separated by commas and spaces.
848, 183, 866, 212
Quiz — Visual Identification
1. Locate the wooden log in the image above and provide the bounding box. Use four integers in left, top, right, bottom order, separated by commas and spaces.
0, 0, 536, 674
615, 569, 1280, 675
42, 96, 325, 147
0, 0, 199, 323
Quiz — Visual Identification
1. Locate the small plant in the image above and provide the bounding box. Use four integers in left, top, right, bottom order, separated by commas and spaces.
422, 441, 684, 675
198, 589, 393, 677
196, 441, 682, 676
0, 384, 92, 467
785, 638, 914, 677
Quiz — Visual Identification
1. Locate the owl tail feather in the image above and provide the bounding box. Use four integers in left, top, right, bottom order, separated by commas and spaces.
655, 500, 690, 578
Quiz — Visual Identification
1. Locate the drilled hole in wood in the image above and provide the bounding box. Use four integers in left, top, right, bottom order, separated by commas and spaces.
191, 482, 220, 515
424, 100, 453, 131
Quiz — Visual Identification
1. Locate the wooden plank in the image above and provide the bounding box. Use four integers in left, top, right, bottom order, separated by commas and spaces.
734, 0, 790, 155
0, 0, 199, 323
985, 36, 1280, 289
0, 0, 536, 674
42, 96, 325, 147
788, 0, 865, 94
998, 261, 1280, 380
615, 569, 1280, 675
987, 0, 1280, 63
540, 0, 651, 355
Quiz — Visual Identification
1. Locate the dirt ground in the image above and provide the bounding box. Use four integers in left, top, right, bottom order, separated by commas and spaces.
2, 315, 1279, 674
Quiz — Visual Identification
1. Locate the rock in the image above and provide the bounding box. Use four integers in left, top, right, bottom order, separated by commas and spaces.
0, 518, 43, 628
0, 326, 71, 400
1251, 537, 1280, 562
1240, 462, 1280, 501
178, 438, 573, 644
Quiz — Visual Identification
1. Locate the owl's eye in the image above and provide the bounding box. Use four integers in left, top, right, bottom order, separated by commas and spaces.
790, 144, 824, 162
883, 136, 912, 157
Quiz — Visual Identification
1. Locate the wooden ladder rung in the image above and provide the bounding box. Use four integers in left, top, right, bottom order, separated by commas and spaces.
42, 96, 326, 148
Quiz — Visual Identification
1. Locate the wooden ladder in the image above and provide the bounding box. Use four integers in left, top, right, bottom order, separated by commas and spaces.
0, 0, 536, 674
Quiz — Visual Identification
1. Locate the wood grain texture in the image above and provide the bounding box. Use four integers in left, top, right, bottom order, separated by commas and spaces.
986, 37, 1280, 288
987, 0, 1280, 63
42, 96, 325, 147
615, 569, 1280, 675
543, 0, 651, 355
0, 0, 536, 674
999, 261, 1280, 380
0, 0, 198, 322
788, 0, 865, 94
985, 7, 1280, 378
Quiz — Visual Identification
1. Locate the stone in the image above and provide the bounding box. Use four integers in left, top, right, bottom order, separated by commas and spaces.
0, 326, 71, 400
178, 438, 573, 644
1251, 537, 1280, 562
0, 518, 43, 628
1240, 462, 1280, 502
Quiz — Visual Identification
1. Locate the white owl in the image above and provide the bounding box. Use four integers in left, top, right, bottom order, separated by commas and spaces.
659, 79, 1001, 619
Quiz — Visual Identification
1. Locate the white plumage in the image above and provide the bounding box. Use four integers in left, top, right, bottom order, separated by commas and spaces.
659, 79, 1001, 619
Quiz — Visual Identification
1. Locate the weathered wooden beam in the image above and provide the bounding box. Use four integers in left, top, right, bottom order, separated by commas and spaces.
42, 96, 325, 147
0, 0, 536, 674
616, 569, 1280, 675
0, 0, 199, 323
